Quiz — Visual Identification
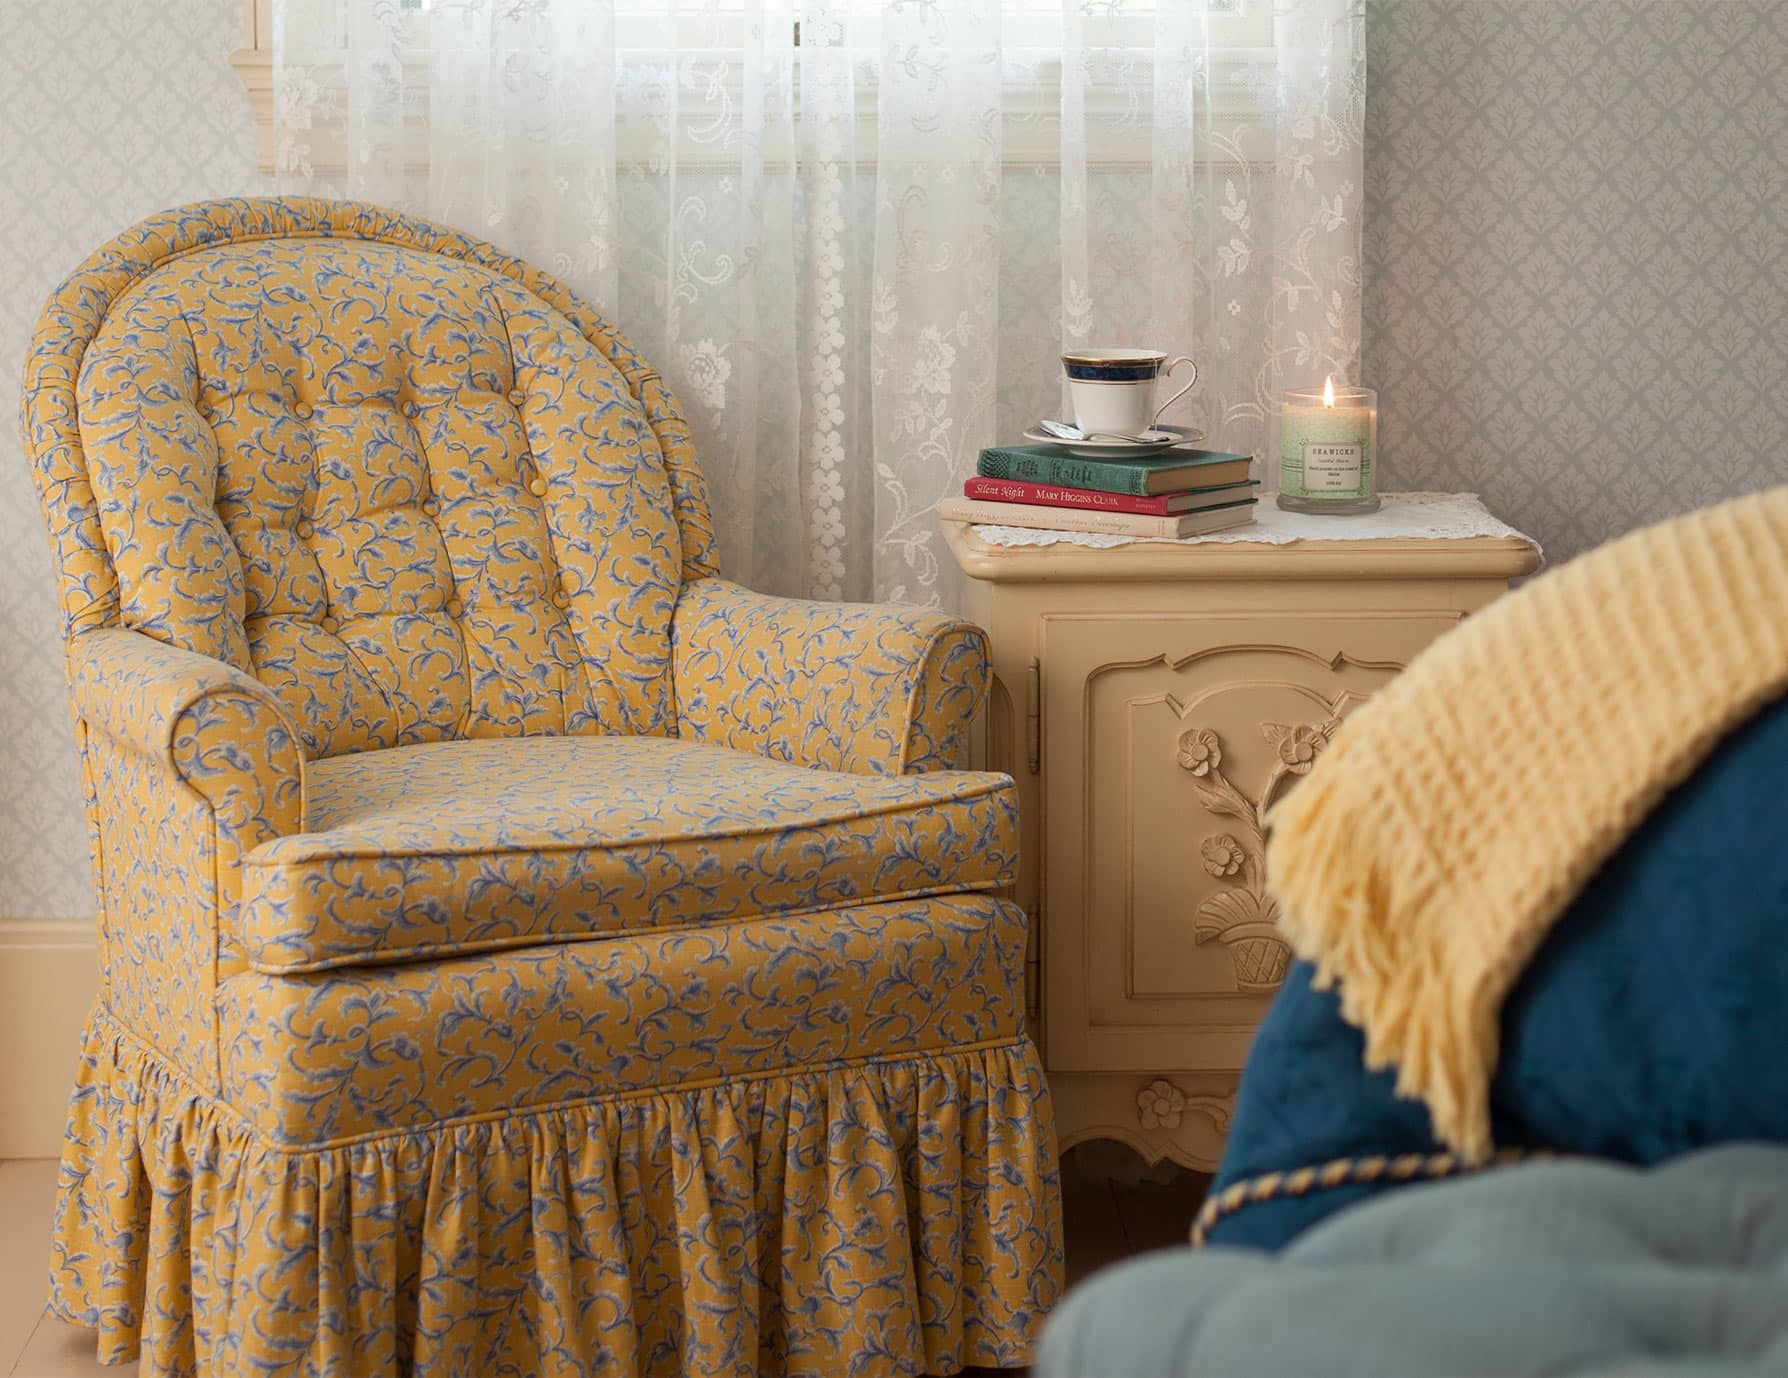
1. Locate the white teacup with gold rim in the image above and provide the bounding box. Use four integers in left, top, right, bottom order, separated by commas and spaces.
1061, 348, 1198, 437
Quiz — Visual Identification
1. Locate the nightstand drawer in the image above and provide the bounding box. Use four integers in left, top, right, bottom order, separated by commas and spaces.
1039, 610, 1457, 1074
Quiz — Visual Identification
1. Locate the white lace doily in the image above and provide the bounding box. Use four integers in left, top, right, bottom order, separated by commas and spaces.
970, 491, 1540, 559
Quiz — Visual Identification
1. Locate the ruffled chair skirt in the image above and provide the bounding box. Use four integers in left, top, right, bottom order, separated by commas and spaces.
49, 1007, 1062, 1378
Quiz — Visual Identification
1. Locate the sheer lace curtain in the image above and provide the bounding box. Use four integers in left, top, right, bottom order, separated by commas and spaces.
273, 0, 1365, 607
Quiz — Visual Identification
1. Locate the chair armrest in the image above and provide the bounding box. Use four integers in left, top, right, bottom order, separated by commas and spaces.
69, 627, 306, 853
68, 630, 306, 1086
671, 577, 991, 775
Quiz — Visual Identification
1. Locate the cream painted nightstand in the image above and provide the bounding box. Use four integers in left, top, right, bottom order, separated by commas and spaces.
943, 494, 1540, 1170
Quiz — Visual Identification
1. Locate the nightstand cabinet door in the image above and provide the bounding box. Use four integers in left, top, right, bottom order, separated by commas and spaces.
1039, 611, 1458, 1075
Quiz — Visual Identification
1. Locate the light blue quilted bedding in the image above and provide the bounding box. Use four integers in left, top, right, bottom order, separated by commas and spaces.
1038, 1144, 1788, 1377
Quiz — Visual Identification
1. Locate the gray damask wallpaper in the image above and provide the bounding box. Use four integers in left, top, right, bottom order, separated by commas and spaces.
2, 0, 1785, 917
1365, 0, 1788, 560
0, 0, 265, 917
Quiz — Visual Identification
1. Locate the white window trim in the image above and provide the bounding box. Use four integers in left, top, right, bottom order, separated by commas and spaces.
234, 0, 1276, 176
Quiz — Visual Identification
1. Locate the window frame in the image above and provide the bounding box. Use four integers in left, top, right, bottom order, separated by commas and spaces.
234, 0, 1275, 176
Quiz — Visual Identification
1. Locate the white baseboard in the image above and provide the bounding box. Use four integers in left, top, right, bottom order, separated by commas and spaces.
0, 919, 96, 1159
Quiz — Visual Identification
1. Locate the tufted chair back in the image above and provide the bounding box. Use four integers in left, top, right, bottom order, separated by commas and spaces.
22, 198, 718, 759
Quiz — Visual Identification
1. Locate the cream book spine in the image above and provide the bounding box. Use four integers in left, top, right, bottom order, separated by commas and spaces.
938, 496, 1254, 539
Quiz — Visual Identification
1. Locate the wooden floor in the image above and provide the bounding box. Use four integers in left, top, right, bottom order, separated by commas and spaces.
0, 1160, 108, 1378
1060, 1161, 1212, 1284
0, 1155, 1209, 1376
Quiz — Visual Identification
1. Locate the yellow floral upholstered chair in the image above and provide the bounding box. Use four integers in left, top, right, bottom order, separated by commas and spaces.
20, 198, 1062, 1378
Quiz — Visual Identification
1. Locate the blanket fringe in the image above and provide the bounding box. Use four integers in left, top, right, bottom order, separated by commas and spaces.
1266, 487, 1788, 1163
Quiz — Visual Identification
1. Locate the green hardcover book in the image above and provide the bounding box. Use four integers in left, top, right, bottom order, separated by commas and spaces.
976, 444, 1253, 496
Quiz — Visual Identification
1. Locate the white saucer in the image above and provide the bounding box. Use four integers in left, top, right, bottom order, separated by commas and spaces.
1022, 422, 1206, 458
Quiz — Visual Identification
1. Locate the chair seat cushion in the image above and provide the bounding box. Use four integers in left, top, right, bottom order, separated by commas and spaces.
241, 734, 1017, 973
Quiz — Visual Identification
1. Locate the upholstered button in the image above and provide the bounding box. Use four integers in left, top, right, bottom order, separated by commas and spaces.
320, 615, 339, 634
401, 401, 419, 419
294, 402, 314, 420
446, 598, 465, 619
551, 589, 570, 610
507, 387, 525, 406
422, 498, 441, 517
295, 519, 315, 539
528, 477, 548, 498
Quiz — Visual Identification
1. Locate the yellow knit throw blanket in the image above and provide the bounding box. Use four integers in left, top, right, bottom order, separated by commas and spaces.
1266, 487, 1788, 1164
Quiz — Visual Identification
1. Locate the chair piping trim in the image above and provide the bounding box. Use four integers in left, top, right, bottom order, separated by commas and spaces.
97, 1002, 1031, 1156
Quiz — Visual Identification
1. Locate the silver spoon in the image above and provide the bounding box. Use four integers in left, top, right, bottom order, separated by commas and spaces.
1038, 418, 1160, 444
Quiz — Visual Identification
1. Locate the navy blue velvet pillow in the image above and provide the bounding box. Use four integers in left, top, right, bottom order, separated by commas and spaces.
1205, 688, 1788, 1249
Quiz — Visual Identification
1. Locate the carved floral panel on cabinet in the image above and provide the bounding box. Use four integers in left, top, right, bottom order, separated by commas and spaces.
1047, 1069, 1239, 1171
942, 515, 1538, 1172
1041, 614, 1459, 1080
1178, 713, 1345, 994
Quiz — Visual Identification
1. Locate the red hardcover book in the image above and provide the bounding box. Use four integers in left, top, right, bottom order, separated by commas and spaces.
962, 475, 1256, 515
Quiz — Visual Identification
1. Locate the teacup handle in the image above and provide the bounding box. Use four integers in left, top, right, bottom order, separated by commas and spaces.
1150, 356, 1199, 425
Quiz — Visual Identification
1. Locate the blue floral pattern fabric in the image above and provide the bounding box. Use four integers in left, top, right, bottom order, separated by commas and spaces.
673, 577, 991, 775
218, 893, 1030, 1146
22, 197, 1063, 1377
242, 734, 1018, 973
69, 625, 307, 1027
77, 234, 686, 754
60, 1007, 1058, 1378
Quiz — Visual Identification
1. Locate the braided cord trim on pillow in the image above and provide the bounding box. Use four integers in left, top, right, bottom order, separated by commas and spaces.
1191, 1148, 1558, 1247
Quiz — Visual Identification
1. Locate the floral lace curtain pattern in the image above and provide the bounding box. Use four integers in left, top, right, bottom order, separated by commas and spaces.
273, 0, 1365, 607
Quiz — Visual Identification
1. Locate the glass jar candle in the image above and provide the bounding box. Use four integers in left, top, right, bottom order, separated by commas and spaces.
1278, 377, 1380, 514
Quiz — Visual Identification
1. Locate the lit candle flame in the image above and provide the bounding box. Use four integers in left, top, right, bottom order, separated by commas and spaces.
1323, 375, 1336, 408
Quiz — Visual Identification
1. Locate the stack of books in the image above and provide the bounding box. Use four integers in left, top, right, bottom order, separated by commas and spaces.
939, 443, 1257, 539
